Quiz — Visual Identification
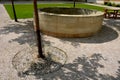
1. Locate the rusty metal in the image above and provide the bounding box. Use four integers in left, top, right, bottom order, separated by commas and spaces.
33, 0, 45, 58
11, 0, 18, 22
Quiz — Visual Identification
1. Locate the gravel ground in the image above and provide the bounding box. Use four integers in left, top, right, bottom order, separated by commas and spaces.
0, 4, 120, 80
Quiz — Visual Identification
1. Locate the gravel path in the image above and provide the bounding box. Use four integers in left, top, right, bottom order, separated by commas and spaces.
0, 4, 10, 24
0, 3, 120, 80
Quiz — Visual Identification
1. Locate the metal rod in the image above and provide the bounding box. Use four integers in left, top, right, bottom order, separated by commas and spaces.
11, 0, 18, 22
73, 0, 76, 8
33, 0, 45, 58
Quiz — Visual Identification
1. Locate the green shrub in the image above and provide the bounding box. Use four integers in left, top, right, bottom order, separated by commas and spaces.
107, 2, 112, 6
116, 4, 120, 7
104, 1, 120, 7
104, 2, 108, 5
112, 2, 116, 7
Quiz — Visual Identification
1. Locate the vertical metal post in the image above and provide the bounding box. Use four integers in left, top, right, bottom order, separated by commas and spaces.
73, 0, 76, 8
11, 0, 18, 22
33, 0, 45, 58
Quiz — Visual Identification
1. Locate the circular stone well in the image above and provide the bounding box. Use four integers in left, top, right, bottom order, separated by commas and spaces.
38, 7, 104, 37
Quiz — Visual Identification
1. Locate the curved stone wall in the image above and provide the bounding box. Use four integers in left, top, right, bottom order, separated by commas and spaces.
38, 7, 104, 37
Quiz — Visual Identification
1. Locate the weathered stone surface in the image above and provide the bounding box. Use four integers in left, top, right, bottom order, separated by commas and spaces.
39, 8, 104, 37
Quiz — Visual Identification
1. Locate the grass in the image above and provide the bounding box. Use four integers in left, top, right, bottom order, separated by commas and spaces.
4, 3, 104, 19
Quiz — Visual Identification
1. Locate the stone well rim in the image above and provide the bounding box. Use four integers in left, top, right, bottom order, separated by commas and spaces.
38, 7, 104, 17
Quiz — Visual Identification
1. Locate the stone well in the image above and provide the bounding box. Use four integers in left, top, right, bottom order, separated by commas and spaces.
38, 7, 104, 37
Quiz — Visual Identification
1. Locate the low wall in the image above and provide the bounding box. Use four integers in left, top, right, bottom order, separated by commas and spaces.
39, 8, 104, 37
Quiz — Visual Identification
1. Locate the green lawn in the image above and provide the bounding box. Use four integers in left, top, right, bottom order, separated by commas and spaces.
4, 3, 104, 19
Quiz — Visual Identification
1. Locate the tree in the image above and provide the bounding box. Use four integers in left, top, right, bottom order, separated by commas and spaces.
33, 0, 45, 58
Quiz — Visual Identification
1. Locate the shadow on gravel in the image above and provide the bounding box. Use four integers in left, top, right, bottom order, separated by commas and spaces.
0, 20, 36, 46
17, 53, 120, 80
104, 19, 120, 31
59, 25, 118, 47
0, 20, 118, 47
1, 20, 120, 80
0, 20, 52, 46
